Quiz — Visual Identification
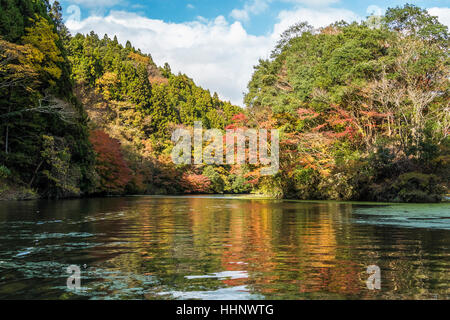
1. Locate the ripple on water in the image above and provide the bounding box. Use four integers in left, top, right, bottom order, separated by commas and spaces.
0, 197, 449, 300
185, 271, 248, 280
353, 204, 450, 230
158, 285, 263, 300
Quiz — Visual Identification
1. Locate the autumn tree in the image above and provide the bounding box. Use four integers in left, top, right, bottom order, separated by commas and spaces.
0, 0, 95, 199
89, 130, 132, 194
244, 4, 449, 202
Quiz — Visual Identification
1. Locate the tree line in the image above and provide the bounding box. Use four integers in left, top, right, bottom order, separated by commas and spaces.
243, 4, 449, 202
0, 1, 448, 202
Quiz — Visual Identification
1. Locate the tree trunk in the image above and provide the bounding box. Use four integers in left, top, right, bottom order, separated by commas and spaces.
5, 124, 8, 154
5, 88, 11, 154
29, 160, 44, 188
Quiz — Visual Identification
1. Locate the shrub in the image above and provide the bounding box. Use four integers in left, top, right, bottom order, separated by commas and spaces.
181, 173, 211, 194
202, 166, 225, 194
226, 174, 251, 194
0, 166, 11, 179
89, 130, 132, 195
257, 175, 285, 199
292, 167, 322, 200
392, 172, 444, 203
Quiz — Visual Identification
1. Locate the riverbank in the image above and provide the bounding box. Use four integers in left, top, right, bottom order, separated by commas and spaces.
0, 182, 39, 201
1, 184, 449, 204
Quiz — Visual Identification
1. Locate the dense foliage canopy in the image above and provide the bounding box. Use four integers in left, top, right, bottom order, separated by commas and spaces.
0, 0, 94, 199
0, 0, 243, 197
244, 4, 449, 202
0, 1, 448, 202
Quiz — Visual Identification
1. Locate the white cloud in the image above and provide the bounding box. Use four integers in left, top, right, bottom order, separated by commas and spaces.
366, 5, 384, 16
230, 9, 250, 22
428, 7, 450, 28
67, 11, 273, 105
66, 5, 362, 106
187, 4, 195, 10
230, 0, 270, 22
272, 7, 360, 38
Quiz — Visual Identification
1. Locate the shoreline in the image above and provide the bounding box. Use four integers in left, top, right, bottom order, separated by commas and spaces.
1, 192, 448, 205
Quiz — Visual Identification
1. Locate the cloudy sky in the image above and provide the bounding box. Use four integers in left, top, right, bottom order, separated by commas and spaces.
58, 0, 450, 106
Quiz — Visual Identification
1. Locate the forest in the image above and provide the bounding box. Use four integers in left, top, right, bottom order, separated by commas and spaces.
0, 1, 448, 203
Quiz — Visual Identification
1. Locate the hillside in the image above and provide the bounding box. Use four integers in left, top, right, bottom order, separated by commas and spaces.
243, 4, 449, 202
0, 0, 245, 199
0, 1, 448, 202
66, 32, 245, 195
0, 0, 94, 199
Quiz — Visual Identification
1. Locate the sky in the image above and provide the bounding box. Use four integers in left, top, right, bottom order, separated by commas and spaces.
58, 0, 450, 106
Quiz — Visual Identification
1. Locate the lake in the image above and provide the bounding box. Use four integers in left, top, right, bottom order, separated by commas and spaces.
0, 196, 448, 300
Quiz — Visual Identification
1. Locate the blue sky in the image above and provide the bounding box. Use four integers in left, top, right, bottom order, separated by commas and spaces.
58, 0, 450, 105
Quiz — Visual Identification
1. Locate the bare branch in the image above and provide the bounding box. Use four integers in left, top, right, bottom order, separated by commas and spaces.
1, 95, 78, 123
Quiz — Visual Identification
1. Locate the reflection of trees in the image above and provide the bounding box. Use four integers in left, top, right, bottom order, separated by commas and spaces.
214, 201, 364, 298
359, 227, 450, 300
67, 197, 450, 299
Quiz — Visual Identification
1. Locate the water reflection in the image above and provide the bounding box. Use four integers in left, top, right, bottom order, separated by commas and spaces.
0, 196, 448, 300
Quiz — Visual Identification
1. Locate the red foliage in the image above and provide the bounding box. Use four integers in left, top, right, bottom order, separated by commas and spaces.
297, 108, 319, 120
225, 124, 236, 130
232, 113, 248, 123
226, 113, 249, 131
89, 130, 132, 194
180, 173, 211, 194
244, 170, 260, 186
360, 110, 391, 118
312, 123, 327, 132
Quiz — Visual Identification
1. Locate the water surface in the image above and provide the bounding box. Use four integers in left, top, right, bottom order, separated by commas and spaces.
0, 196, 448, 300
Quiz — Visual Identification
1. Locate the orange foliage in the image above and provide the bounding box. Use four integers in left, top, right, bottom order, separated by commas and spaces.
89, 130, 132, 194
128, 52, 151, 65
232, 113, 248, 123
297, 107, 319, 120
180, 173, 211, 194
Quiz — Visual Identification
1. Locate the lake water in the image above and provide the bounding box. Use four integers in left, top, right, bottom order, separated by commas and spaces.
0, 196, 448, 300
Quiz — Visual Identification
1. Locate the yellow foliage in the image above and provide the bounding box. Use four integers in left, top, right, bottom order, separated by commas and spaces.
0, 39, 38, 88
21, 16, 63, 83
95, 72, 118, 100
128, 52, 151, 66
